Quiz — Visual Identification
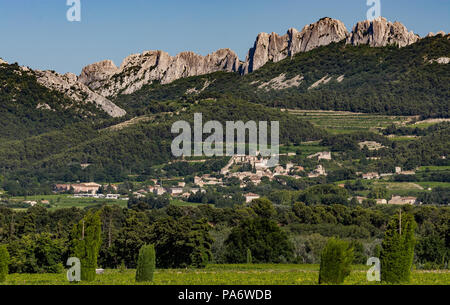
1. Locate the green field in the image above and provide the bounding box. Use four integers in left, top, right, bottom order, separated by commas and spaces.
10, 194, 127, 211
289, 110, 414, 134
2, 264, 449, 285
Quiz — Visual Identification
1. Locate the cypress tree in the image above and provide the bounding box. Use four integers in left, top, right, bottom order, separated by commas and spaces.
246, 248, 253, 264
0, 245, 10, 283
381, 211, 416, 283
71, 211, 102, 282
136, 244, 156, 282
319, 238, 354, 284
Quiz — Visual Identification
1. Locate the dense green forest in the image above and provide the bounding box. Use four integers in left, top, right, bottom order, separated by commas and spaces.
0, 196, 448, 271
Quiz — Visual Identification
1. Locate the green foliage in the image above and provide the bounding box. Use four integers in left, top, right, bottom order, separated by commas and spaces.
135, 244, 156, 282
150, 216, 213, 269
225, 216, 293, 264
0, 244, 10, 282
7, 233, 64, 274
250, 198, 276, 218
318, 238, 354, 284
246, 248, 253, 264
71, 210, 102, 282
380, 212, 417, 283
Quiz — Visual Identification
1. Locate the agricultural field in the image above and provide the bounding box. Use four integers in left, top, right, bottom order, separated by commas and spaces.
2, 264, 449, 285
288, 110, 414, 134
8, 194, 127, 211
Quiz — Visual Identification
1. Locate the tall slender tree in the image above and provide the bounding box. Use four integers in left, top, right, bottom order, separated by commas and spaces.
71, 210, 102, 282
381, 211, 416, 283
0, 245, 10, 283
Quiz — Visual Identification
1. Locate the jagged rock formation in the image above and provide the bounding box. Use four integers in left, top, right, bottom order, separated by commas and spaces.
347, 17, 419, 47
79, 49, 241, 97
426, 31, 447, 37
22, 17, 423, 100
241, 17, 349, 73
78, 17, 422, 97
34, 70, 126, 117
429, 57, 450, 64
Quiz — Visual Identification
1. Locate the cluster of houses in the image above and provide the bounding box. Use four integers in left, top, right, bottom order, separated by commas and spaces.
131, 181, 205, 199
354, 195, 418, 205
48, 150, 425, 207
24, 200, 50, 207
361, 167, 416, 180
55, 182, 106, 194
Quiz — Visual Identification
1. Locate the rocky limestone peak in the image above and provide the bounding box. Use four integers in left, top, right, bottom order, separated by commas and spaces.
77, 17, 426, 96
0, 58, 7, 65
78, 60, 119, 90
79, 48, 242, 97
427, 31, 447, 38
347, 17, 419, 47
241, 17, 349, 74
34, 69, 126, 118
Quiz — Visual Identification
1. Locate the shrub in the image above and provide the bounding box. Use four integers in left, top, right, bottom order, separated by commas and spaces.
7, 234, 64, 274
0, 245, 10, 282
136, 244, 156, 282
318, 238, 354, 284
380, 212, 416, 283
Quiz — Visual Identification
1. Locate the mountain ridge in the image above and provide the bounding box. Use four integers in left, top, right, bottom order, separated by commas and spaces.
3, 17, 447, 119
77, 17, 433, 98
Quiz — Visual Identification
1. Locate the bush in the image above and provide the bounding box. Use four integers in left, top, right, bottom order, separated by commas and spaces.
380, 212, 416, 283
0, 245, 10, 282
7, 234, 64, 274
136, 244, 156, 282
318, 238, 354, 284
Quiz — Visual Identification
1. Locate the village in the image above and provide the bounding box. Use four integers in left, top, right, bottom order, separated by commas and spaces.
44, 149, 424, 207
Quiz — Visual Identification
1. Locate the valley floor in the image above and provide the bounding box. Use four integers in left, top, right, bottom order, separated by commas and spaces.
2, 264, 449, 285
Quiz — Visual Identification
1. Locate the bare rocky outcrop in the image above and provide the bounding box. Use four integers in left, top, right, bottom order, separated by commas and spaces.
73, 17, 424, 97
241, 17, 349, 73
347, 17, 419, 47
429, 57, 450, 64
79, 48, 241, 97
427, 31, 447, 37
34, 70, 126, 117
0, 58, 7, 65
257, 74, 304, 91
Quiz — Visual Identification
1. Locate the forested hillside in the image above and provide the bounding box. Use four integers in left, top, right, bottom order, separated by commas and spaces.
0, 99, 325, 193
0, 63, 109, 140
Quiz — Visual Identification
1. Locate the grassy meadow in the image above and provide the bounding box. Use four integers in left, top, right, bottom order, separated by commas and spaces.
2, 264, 448, 285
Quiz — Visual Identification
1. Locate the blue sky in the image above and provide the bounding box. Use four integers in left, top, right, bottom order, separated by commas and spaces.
0, 0, 448, 74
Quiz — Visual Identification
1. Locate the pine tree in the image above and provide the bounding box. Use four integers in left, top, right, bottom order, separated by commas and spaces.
0, 245, 10, 283
71, 211, 102, 282
318, 238, 354, 284
136, 244, 156, 282
381, 211, 416, 283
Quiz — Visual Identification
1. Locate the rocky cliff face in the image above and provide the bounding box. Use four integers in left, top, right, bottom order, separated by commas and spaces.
347, 17, 419, 47
241, 17, 349, 73
78, 48, 241, 97
45, 17, 426, 100
34, 70, 126, 117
